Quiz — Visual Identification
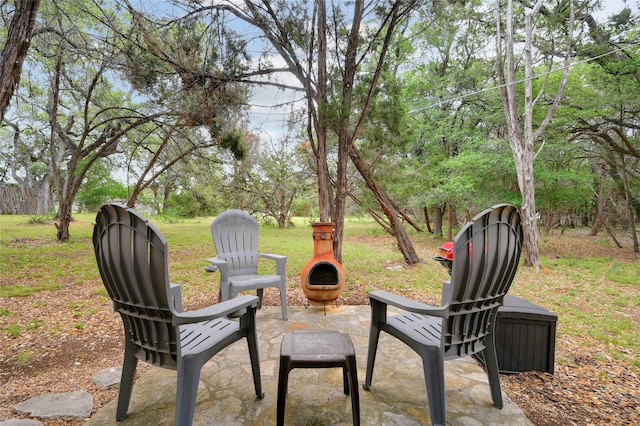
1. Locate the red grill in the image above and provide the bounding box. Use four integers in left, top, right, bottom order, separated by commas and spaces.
433, 241, 453, 275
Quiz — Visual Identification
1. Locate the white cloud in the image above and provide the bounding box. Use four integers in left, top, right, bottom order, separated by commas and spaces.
245, 55, 306, 143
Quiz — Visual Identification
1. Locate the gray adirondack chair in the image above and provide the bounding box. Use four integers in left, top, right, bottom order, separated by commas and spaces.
362, 204, 523, 426
93, 204, 264, 426
207, 209, 288, 320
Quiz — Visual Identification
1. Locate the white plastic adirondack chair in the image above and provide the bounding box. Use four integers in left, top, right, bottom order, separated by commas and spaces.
207, 209, 288, 320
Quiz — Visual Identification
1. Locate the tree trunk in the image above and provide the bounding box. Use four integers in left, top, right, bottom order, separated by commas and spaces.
350, 149, 420, 265
619, 154, 639, 253
423, 206, 432, 234
314, 0, 332, 224
36, 178, 52, 215
543, 209, 555, 234
433, 204, 443, 237
332, 128, 350, 263
163, 183, 172, 211
518, 155, 542, 267
589, 164, 608, 236
0, 0, 41, 122
496, 0, 573, 269
447, 204, 455, 241
55, 195, 73, 242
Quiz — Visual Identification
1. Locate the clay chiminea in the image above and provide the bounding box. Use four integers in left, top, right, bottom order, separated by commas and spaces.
300, 222, 345, 305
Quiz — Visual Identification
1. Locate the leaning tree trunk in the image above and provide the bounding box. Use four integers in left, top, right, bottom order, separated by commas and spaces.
350, 149, 420, 265
423, 206, 433, 234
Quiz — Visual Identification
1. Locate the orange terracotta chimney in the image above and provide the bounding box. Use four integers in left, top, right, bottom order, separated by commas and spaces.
300, 222, 345, 305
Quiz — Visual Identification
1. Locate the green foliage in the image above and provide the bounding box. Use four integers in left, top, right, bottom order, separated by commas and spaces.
434, 144, 518, 210
535, 167, 591, 211
163, 190, 210, 219
219, 131, 246, 160
291, 197, 315, 218
76, 161, 128, 211
2, 0, 638, 264
27, 215, 50, 225
156, 209, 184, 224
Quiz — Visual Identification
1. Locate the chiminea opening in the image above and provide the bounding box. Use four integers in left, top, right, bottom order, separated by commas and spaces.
308, 262, 339, 286
300, 222, 345, 306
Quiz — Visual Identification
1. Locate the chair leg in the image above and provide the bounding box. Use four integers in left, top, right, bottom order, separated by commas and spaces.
347, 354, 360, 426
116, 340, 138, 421
176, 358, 203, 426
342, 366, 350, 395
482, 338, 503, 408
422, 349, 446, 426
245, 324, 265, 398
362, 324, 381, 390
276, 356, 292, 426
256, 288, 264, 309
279, 284, 288, 321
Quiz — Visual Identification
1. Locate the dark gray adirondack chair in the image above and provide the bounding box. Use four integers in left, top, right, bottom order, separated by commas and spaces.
208, 209, 288, 320
362, 204, 523, 426
93, 204, 264, 426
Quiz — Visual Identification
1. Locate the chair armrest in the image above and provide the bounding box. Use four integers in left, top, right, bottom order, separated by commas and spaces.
258, 253, 287, 276
169, 283, 183, 312
207, 257, 229, 282
172, 295, 259, 326
369, 290, 449, 318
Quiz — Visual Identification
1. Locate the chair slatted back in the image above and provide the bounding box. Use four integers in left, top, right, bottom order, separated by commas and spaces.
211, 210, 260, 276
93, 203, 178, 368
444, 204, 523, 358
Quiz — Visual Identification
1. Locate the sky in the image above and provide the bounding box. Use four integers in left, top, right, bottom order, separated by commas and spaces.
235, 0, 640, 146
129, 0, 639, 146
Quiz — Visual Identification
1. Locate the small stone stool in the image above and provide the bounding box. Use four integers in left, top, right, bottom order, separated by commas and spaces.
277, 330, 360, 425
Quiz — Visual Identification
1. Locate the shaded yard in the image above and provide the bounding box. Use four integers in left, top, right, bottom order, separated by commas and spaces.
1, 215, 638, 424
